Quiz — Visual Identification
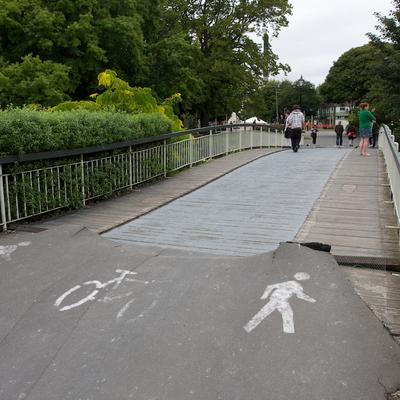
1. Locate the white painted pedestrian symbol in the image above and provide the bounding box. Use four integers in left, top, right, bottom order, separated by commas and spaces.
244, 272, 316, 334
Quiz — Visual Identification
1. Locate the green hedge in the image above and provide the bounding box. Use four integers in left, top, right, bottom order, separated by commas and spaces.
0, 109, 173, 156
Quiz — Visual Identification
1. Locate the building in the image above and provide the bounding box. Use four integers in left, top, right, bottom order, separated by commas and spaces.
318, 104, 351, 127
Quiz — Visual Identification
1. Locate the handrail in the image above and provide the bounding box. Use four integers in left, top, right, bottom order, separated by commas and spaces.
0, 126, 284, 230
0, 123, 279, 165
379, 124, 400, 233
381, 124, 400, 169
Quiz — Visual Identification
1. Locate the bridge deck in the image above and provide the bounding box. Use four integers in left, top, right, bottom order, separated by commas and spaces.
103, 148, 349, 256
296, 148, 400, 265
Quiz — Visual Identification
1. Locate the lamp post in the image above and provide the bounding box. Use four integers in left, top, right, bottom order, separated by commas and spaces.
297, 75, 305, 109
275, 86, 279, 123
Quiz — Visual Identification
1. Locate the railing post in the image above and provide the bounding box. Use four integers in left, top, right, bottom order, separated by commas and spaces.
163, 139, 167, 177
209, 130, 213, 159
260, 126, 263, 148
239, 128, 243, 151
225, 131, 229, 155
0, 165, 7, 231
129, 146, 133, 189
250, 127, 254, 149
80, 154, 85, 206
189, 136, 193, 168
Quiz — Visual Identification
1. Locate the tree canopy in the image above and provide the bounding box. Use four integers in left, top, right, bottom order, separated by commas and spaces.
319, 44, 383, 104
0, 0, 293, 126
243, 78, 320, 122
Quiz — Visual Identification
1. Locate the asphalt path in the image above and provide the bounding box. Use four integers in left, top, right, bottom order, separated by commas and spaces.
0, 225, 399, 400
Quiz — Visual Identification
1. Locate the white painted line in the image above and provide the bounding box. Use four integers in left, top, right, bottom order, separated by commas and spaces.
244, 272, 316, 334
0, 241, 31, 261
127, 300, 158, 324
117, 299, 135, 320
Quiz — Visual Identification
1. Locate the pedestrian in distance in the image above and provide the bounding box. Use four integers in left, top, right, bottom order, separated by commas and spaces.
346, 123, 357, 147
283, 110, 292, 148
286, 105, 305, 153
310, 124, 318, 146
371, 120, 379, 148
358, 102, 376, 156
334, 121, 344, 147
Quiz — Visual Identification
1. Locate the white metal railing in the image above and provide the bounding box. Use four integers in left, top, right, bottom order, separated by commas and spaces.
0, 127, 284, 230
379, 124, 400, 239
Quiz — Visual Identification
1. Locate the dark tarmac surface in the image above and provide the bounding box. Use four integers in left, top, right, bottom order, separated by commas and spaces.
0, 225, 399, 400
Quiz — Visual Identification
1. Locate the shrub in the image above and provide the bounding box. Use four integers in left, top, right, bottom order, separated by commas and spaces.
0, 109, 173, 156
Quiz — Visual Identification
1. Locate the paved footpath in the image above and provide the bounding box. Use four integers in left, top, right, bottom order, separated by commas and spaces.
0, 226, 399, 400
2, 144, 400, 399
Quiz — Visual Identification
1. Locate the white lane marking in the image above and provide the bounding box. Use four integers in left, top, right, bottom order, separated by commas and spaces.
117, 299, 135, 320
18, 241, 31, 247
244, 272, 316, 334
0, 241, 31, 261
54, 269, 149, 312
0, 245, 18, 261
99, 292, 134, 304
127, 300, 158, 324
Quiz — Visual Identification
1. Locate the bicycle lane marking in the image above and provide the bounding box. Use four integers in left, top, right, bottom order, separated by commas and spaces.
54, 269, 149, 313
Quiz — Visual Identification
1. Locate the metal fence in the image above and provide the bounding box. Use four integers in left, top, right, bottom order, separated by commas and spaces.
0, 125, 283, 230
379, 125, 400, 242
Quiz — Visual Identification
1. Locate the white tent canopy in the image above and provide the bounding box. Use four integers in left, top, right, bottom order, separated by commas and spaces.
227, 112, 243, 124
244, 116, 268, 124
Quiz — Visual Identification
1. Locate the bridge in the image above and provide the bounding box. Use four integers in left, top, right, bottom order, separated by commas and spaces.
0, 125, 400, 399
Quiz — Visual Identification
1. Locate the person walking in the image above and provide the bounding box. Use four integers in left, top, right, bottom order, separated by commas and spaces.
283, 110, 291, 148
334, 121, 344, 147
358, 102, 376, 156
371, 121, 379, 148
286, 105, 305, 152
310, 124, 318, 146
346, 123, 357, 147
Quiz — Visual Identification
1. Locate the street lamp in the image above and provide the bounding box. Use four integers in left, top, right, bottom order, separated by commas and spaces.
275, 86, 279, 123
297, 75, 305, 109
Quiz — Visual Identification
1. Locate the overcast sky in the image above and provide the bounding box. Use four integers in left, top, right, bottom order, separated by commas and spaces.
270, 0, 393, 86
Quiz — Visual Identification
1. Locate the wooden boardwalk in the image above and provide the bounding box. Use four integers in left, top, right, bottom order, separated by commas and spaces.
296, 148, 400, 266
38, 149, 278, 233
104, 149, 349, 256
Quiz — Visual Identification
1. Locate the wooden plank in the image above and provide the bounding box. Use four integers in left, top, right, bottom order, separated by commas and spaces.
296, 149, 400, 261
104, 149, 349, 256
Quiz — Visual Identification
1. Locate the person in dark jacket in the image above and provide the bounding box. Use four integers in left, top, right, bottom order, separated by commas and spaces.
334, 121, 344, 147
371, 121, 379, 148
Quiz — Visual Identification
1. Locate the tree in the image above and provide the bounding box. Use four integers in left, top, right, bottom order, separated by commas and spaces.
244, 79, 320, 122
368, 0, 400, 124
0, 55, 72, 107
319, 44, 383, 104
0, 0, 146, 98
162, 0, 292, 125
145, 33, 205, 112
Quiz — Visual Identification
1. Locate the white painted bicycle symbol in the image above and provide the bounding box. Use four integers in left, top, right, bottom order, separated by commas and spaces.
54, 269, 148, 311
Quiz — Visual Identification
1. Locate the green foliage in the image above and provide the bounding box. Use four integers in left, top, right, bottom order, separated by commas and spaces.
0, 0, 292, 126
0, 55, 72, 107
146, 33, 205, 111
319, 44, 382, 104
367, 1, 400, 128
0, 109, 173, 156
161, 0, 292, 125
244, 79, 321, 121
55, 70, 184, 131
0, 0, 146, 98
52, 101, 101, 112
